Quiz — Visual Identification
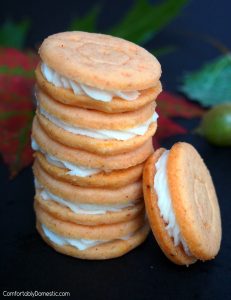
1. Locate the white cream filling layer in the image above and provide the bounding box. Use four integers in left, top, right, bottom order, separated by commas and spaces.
38, 186, 135, 215
41, 63, 140, 102
41, 224, 137, 251
42, 224, 102, 250
154, 150, 191, 256
39, 107, 158, 141
31, 138, 101, 177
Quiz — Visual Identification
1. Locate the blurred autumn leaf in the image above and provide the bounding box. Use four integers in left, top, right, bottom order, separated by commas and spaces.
108, 0, 187, 44
180, 54, 231, 106
0, 48, 38, 177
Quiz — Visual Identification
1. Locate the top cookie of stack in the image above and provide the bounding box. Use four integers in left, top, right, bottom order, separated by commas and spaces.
36, 31, 161, 113
32, 31, 162, 260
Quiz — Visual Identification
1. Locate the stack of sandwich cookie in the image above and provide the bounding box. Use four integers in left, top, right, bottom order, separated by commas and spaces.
32, 31, 162, 259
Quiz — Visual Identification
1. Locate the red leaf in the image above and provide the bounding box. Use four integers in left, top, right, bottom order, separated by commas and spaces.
153, 116, 187, 148
157, 91, 204, 118
154, 91, 205, 148
0, 48, 38, 177
0, 48, 38, 70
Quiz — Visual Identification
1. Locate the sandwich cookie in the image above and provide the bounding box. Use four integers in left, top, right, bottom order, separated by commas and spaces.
32, 117, 154, 171
35, 201, 149, 259
36, 87, 156, 130
36, 221, 150, 260
37, 31, 161, 113
36, 111, 157, 155
34, 192, 144, 226
33, 160, 143, 206
36, 65, 161, 113
35, 152, 144, 188
143, 143, 222, 265
35, 201, 146, 240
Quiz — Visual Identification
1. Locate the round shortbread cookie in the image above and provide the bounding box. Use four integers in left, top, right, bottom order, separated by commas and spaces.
143, 143, 222, 265
36, 86, 156, 130
168, 143, 222, 261
36, 221, 150, 260
35, 202, 145, 240
33, 160, 143, 205
37, 112, 157, 155
35, 66, 162, 113
143, 149, 196, 265
34, 194, 144, 226
39, 31, 161, 91
32, 117, 154, 170
35, 152, 143, 188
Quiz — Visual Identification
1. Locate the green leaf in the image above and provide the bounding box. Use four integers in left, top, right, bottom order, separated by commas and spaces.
180, 54, 231, 107
0, 65, 34, 77
0, 19, 30, 49
151, 45, 176, 57
69, 6, 100, 32
108, 0, 188, 44
0, 110, 33, 120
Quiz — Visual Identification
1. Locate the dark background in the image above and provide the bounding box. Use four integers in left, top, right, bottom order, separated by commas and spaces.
1, 0, 231, 299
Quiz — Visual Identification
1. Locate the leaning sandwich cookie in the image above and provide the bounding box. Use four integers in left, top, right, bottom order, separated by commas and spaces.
143, 142, 222, 265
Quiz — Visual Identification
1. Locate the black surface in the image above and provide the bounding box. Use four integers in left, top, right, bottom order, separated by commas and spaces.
1, 0, 231, 299
1, 132, 231, 299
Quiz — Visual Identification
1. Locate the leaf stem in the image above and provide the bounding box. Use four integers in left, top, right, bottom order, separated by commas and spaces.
171, 29, 231, 54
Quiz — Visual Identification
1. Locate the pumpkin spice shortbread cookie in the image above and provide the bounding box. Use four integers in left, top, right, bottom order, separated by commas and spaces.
35, 199, 149, 259
36, 220, 150, 260
36, 110, 157, 155
36, 31, 162, 113
34, 192, 144, 226
143, 142, 222, 265
35, 202, 146, 241
32, 117, 154, 171
36, 87, 157, 130
33, 160, 143, 206
34, 151, 144, 188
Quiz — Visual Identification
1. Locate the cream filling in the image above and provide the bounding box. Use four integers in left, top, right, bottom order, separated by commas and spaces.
154, 150, 191, 256
41, 63, 140, 102
41, 224, 138, 251
38, 186, 135, 215
39, 107, 158, 141
31, 138, 101, 177
42, 224, 103, 250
